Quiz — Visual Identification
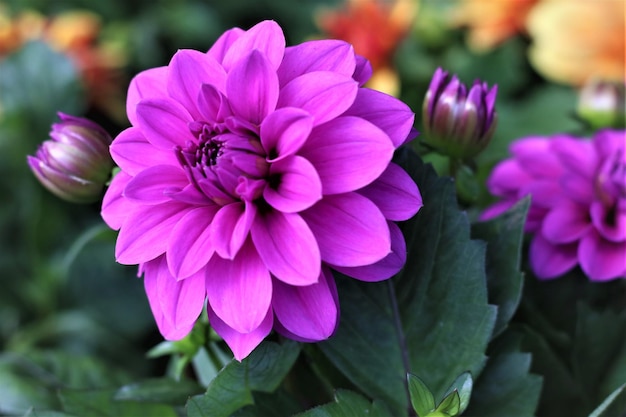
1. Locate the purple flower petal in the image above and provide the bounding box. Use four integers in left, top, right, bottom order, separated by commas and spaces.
579, 230, 626, 281
167, 205, 220, 279
127, 67, 168, 126
116, 201, 191, 264
551, 136, 597, 180
206, 27, 245, 64
357, 163, 422, 221
110, 128, 176, 176
486, 160, 532, 199
251, 209, 320, 286
277, 40, 356, 86
260, 107, 313, 162
352, 54, 373, 86
521, 180, 567, 209
124, 165, 188, 205
541, 202, 592, 244
510, 137, 563, 180
210, 202, 257, 259
277, 71, 358, 126
226, 50, 279, 125
299, 116, 394, 194
264, 155, 322, 213
101, 171, 132, 230
197, 84, 232, 124
207, 305, 273, 361
560, 172, 595, 204
143, 256, 206, 340
302, 192, 390, 266
167, 49, 227, 119
136, 98, 196, 150
529, 234, 578, 279
206, 239, 272, 333
333, 221, 406, 281
590, 201, 626, 242
344, 88, 415, 148
222, 20, 285, 72
272, 266, 338, 341
479, 200, 516, 222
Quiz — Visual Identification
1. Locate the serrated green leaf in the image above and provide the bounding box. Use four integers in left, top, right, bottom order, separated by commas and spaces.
186, 340, 300, 417
407, 373, 435, 416
295, 390, 394, 417
442, 372, 472, 415
113, 378, 203, 404
589, 383, 626, 417
435, 390, 460, 416
319, 148, 496, 415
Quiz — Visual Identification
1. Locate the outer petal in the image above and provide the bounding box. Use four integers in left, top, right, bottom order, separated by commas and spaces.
550, 136, 597, 180
272, 266, 338, 342
343, 88, 415, 148
116, 201, 191, 264
127, 67, 169, 126
260, 107, 313, 162
357, 163, 422, 221
333, 221, 407, 282
143, 256, 206, 340
136, 98, 196, 150
210, 202, 257, 259
529, 234, 578, 280
479, 200, 517, 222
352, 54, 373, 86
299, 116, 394, 194
207, 27, 245, 64
541, 203, 592, 244
264, 155, 322, 213
110, 127, 176, 176
222, 20, 285, 72
205, 239, 273, 334
226, 50, 279, 125
251, 209, 321, 286
277, 71, 358, 126
486, 160, 532, 198
123, 165, 188, 205
277, 40, 356, 86
510, 137, 564, 180
579, 230, 626, 281
101, 171, 133, 230
208, 305, 273, 361
301, 193, 390, 266
167, 205, 220, 279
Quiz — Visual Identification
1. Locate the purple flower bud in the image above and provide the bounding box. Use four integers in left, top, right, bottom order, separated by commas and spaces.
27, 112, 114, 203
422, 67, 498, 159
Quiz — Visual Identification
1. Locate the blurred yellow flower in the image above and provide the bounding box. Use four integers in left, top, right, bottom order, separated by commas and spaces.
526, 0, 625, 86
451, 0, 539, 52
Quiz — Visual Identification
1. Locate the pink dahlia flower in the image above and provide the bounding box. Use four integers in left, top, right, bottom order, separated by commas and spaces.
482, 129, 626, 281
101, 20, 422, 359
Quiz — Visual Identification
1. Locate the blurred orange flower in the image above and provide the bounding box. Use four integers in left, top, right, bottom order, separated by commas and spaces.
451, 0, 539, 52
317, 0, 417, 96
526, 0, 625, 86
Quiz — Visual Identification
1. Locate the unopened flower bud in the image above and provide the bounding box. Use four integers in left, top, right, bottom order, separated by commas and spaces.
422, 67, 498, 159
577, 78, 626, 130
27, 112, 114, 203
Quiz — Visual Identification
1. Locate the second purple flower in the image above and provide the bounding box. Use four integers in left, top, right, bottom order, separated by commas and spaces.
101, 20, 422, 360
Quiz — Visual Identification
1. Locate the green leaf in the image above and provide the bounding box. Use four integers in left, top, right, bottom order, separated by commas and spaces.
22, 409, 78, 417
442, 372, 472, 415
407, 373, 435, 416
471, 198, 529, 337
319, 148, 497, 415
186, 340, 300, 417
114, 378, 203, 404
589, 383, 626, 417
295, 390, 394, 417
435, 390, 460, 416
58, 388, 179, 417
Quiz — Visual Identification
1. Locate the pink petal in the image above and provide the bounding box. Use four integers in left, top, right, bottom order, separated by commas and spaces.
167, 49, 227, 119
302, 192, 390, 267
333, 221, 406, 281
101, 171, 132, 230
251, 209, 321, 286
207, 305, 273, 361
541, 203, 592, 244
127, 67, 168, 126
550, 137, 597, 180
299, 116, 394, 194
260, 107, 313, 162
116, 201, 191, 264
352, 54, 373, 85
167, 205, 220, 279
272, 266, 338, 342
143, 256, 206, 340
124, 165, 188, 204
486, 160, 532, 199
560, 172, 594, 204
590, 201, 626, 242
277, 40, 356, 86
510, 137, 563, 180
264, 155, 322, 213
222, 20, 285, 72
479, 200, 517, 222
357, 163, 422, 221
206, 27, 244, 64
579, 230, 626, 281
205, 239, 273, 333
521, 180, 566, 209
197, 84, 231, 124
136, 98, 196, 150
277, 71, 358, 126
210, 202, 257, 260
343, 88, 415, 148
110, 128, 176, 176
226, 50, 279, 125
529, 234, 578, 280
